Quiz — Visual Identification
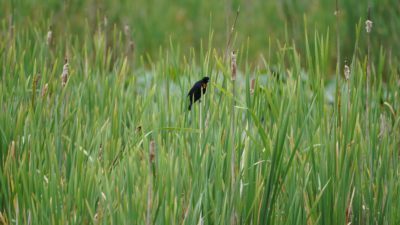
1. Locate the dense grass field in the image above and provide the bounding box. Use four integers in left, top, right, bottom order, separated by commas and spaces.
1, 0, 400, 224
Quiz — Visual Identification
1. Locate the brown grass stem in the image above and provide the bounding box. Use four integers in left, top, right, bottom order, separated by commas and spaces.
146, 140, 155, 225
224, 9, 239, 63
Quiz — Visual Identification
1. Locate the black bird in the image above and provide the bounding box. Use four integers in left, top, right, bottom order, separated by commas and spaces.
187, 76, 210, 110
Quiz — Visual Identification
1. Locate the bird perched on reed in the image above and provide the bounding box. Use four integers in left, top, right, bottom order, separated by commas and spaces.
187, 76, 210, 110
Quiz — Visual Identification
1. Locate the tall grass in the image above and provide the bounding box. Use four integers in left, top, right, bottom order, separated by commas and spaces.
1, 5, 400, 225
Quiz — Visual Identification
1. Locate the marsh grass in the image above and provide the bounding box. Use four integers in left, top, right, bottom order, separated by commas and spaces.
0, 6, 400, 225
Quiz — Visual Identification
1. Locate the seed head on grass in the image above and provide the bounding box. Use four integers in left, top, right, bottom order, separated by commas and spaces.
136, 125, 142, 134
46, 26, 53, 46
103, 16, 108, 29
124, 24, 135, 58
61, 58, 69, 87
124, 25, 131, 37
344, 61, 350, 81
344, 60, 351, 110
94, 192, 106, 224
34, 73, 41, 86
365, 20, 373, 33
250, 78, 256, 94
32, 73, 41, 106
149, 140, 155, 163
41, 83, 48, 97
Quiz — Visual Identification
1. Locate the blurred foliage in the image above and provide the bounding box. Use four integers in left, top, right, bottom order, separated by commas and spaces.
1, 0, 399, 64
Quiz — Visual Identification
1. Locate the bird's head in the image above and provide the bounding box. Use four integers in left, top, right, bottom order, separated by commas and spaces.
202, 76, 210, 83
201, 77, 210, 89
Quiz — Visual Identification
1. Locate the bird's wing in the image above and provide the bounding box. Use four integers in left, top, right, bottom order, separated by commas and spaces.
187, 82, 201, 96
187, 87, 194, 96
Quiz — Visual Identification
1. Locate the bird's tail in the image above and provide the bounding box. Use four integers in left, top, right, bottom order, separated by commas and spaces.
188, 104, 192, 111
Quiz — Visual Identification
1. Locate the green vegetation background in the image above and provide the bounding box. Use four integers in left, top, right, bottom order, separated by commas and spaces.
2, 0, 399, 62
1, 0, 400, 224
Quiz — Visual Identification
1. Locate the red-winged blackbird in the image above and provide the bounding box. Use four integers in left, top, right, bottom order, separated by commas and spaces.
187, 76, 210, 110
